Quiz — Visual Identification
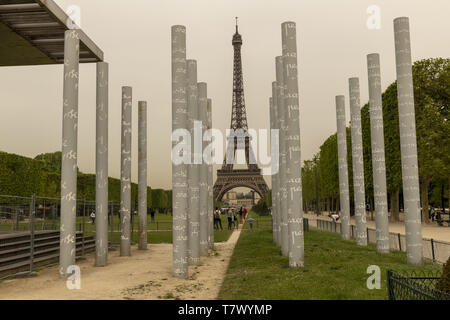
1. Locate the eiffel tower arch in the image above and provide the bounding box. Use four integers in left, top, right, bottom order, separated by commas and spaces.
213, 18, 269, 202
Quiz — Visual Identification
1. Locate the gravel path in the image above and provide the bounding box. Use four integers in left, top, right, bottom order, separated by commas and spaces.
304, 212, 450, 242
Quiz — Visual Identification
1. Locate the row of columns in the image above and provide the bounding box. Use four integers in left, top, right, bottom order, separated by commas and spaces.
270, 17, 422, 266
270, 22, 304, 268
119, 89, 149, 257
335, 17, 422, 265
171, 25, 215, 279
59, 30, 150, 277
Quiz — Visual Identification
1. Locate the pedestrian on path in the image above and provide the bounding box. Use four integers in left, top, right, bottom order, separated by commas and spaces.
248, 216, 255, 230
227, 208, 233, 230
238, 206, 243, 223
90, 209, 96, 224
214, 207, 223, 230
430, 206, 435, 222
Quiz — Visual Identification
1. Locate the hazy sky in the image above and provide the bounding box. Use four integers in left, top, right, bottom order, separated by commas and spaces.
0, 0, 449, 190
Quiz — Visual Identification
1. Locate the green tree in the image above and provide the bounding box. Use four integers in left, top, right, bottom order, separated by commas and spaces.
302, 159, 316, 212
303, 58, 450, 224
381, 82, 402, 221
413, 58, 450, 222
318, 134, 339, 211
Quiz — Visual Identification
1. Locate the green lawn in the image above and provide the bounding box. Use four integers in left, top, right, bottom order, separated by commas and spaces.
2, 212, 234, 244
0, 212, 173, 232
218, 228, 442, 300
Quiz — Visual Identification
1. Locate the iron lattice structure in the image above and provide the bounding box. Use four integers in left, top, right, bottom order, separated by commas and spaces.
213, 20, 269, 201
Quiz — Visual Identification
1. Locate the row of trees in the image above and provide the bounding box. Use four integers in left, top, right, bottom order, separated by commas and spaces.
302, 58, 449, 222
0, 151, 172, 210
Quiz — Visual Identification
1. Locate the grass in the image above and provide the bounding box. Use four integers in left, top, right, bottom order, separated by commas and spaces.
0, 213, 173, 233
218, 228, 442, 300
2, 211, 234, 244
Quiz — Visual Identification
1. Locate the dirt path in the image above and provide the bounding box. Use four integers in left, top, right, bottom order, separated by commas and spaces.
0, 228, 243, 300
304, 212, 450, 242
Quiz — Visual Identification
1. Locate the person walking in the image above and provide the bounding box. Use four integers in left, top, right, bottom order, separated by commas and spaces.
436, 209, 442, 226
214, 207, 223, 230
247, 216, 255, 230
90, 209, 96, 224
238, 206, 243, 224
227, 208, 233, 230
430, 206, 435, 222
233, 212, 239, 229
150, 208, 155, 222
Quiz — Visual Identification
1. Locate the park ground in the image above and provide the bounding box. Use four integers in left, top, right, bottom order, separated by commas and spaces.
0, 225, 241, 300
0, 212, 446, 299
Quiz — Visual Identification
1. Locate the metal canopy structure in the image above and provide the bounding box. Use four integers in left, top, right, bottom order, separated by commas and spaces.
0, 0, 103, 66
0, 0, 108, 275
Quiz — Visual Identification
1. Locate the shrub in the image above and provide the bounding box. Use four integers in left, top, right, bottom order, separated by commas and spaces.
436, 257, 450, 293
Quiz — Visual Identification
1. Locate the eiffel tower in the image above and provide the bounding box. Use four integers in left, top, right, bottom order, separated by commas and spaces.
213, 18, 269, 202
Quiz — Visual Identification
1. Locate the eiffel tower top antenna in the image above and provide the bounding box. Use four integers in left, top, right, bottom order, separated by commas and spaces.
235, 16, 238, 32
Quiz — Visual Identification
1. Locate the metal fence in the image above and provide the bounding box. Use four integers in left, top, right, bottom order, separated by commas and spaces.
0, 194, 173, 280
0, 193, 308, 279
315, 219, 450, 264
0, 194, 173, 231
387, 270, 450, 300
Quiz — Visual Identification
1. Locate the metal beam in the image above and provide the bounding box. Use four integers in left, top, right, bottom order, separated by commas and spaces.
0, 0, 103, 66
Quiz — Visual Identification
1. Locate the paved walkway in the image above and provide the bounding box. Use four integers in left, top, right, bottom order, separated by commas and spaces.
304, 212, 450, 243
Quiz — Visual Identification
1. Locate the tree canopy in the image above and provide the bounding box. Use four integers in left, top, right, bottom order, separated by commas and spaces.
301, 58, 449, 219
0, 151, 171, 209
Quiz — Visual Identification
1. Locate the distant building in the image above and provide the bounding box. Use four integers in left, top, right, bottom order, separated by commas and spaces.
236, 198, 253, 208
223, 190, 261, 209
224, 191, 238, 205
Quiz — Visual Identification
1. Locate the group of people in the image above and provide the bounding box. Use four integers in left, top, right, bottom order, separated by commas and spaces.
88, 207, 159, 224
428, 206, 448, 226
214, 206, 248, 230
90, 205, 255, 230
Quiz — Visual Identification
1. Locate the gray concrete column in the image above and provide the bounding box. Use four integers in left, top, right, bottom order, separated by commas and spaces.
59, 30, 80, 278
393, 17, 423, 265
138, 101, 148, 250
275, 56, 288, 256
335, 95, 351, 240
367, 53, 390, 253
281, 21, 304, 268
349, 77, 368, 246
171, 25, 189, 278
206, 98, 214, 250
270, 83, 279, 246
120, 86, 132, 256
187, 59, 200, 265
198, 82, 208, 256
269, 96, 277, 244
95, 61, 109, 267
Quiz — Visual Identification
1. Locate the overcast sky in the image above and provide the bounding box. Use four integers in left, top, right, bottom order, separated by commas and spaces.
0, 0, 449, 190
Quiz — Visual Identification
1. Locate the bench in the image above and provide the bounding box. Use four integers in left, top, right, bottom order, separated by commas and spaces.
436, 211, 450, 226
